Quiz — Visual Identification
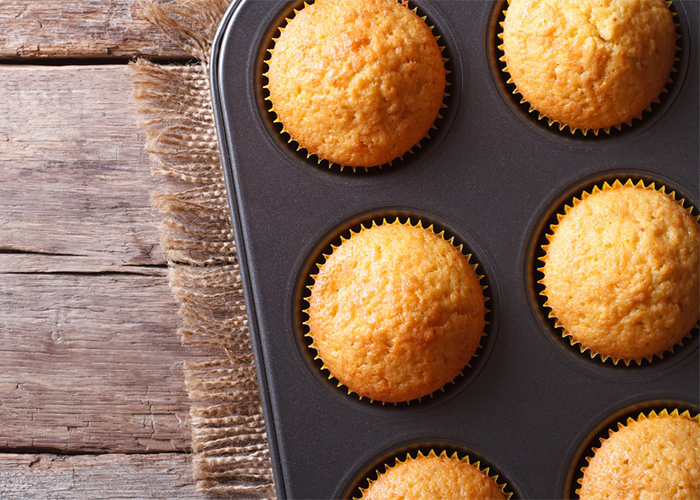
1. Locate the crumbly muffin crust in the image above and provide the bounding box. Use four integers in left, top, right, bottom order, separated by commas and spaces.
502, 0, 676, 131
362, 452, 506, 500
307, 222, 485, 403
266, 0, 446, 167
579, 414, 700, 500
541, 184, 700, 362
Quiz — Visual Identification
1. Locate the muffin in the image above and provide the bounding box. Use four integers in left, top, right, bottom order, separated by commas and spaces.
307, 220, 486, 403
501, 0, 677, 133
265, 0, 446, 167
360, 451, 508, 500
540, 180, 699, 363
579, 410, 700, 500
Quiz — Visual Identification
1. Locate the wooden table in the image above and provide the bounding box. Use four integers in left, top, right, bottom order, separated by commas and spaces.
1, 2, 220, 497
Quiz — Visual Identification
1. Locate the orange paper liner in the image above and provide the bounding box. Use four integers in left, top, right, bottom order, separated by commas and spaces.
538, 178, 699, 366
575, 408, 700, 497
497, 0, 681, 136
262, 0, 450, 171
303, 217, 489, 405
355, 449, 513, 500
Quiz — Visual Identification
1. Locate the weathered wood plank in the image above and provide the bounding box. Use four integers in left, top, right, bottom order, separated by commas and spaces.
0, 65, 165, 270
0, 0, 189, 60
0, 65, 218, 453
0, 453, 200, 498
0, 273, 196, 453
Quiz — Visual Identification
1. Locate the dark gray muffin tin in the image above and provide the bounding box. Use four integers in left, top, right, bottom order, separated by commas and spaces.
210, 0, 699, 498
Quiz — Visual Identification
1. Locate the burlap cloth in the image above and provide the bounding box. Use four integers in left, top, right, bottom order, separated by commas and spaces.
129, 0, 275, 497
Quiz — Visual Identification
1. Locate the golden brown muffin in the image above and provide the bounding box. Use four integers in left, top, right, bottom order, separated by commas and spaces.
307, 221, 485, 403
361, 451, 507, 500
501, 0, 676, 132
540, 181, 700, 363
266, 0, 446, 167
579, 412, 700, 500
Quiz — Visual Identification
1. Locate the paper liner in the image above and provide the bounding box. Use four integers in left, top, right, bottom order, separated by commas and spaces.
497, 0, 681, 136
303, 218, 489, 405
538, 178, 699, 366
355, 449, 513, 500
262, 0, 450, 171
575, 408, 700, 498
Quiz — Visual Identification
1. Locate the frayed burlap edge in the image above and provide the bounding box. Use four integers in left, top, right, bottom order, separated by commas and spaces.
129, 1, 275, 497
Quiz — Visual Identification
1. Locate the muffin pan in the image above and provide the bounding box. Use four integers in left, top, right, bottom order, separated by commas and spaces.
210, 0, 699, 498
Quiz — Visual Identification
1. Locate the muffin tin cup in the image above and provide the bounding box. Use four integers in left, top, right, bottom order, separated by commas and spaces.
530, 174, 699, 368
488, 0, 692, 144
563, 400, 700, 499
210, 0, 699, 497
298, 213, 495, 406
343, 443, 516, 499
260, 0, 459, 172
496, 0, 682, 136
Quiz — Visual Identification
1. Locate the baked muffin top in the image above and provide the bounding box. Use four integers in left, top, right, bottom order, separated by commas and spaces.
362, 452, 507, 500
502, 0, 676, 131
579, 413, 700, 500
541, 183, 699, 362
307, 222, 485, 403
266, 0, 446, 167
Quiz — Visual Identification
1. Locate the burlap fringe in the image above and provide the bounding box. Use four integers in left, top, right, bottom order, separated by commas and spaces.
130, 0, 275, 497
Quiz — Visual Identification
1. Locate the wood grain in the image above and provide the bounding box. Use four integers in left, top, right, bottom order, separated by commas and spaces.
0, 0, 189, 60
0, 5, 234, 494
0, 453, 200, 498
0, 65, 165, 270
0, 65, 214, 453
0, 273, 192, 453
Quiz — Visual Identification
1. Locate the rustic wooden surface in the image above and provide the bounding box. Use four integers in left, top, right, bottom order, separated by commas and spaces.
0, 0, 189, 60
0, 4, 216, 496
0, 454, 198, 498
0, 272, 187, 452
1, 66, 164, 268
